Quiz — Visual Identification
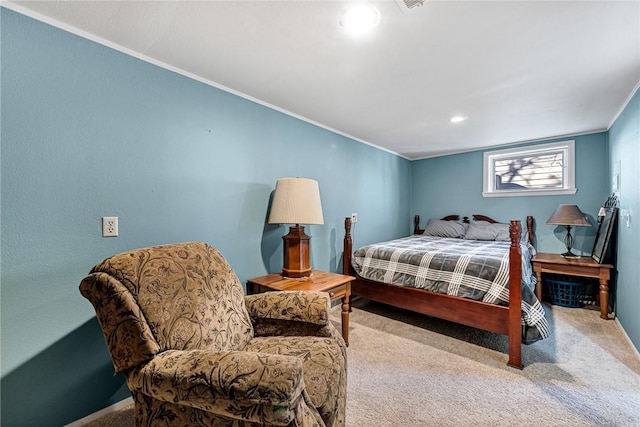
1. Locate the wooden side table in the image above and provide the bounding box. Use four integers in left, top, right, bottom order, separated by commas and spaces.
246, 270, 355, 345
531, 253, 614, 319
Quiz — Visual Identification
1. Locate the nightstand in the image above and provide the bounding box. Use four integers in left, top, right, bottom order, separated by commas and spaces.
532, 253, 614, 319
247, 270, 355, 345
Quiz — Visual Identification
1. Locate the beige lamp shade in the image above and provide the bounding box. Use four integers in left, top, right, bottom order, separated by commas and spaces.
546, 204, 590, 226
268, 178, 324, 225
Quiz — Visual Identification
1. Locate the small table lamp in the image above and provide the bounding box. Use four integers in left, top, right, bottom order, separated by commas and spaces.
546, 204, 590, 257
268, 177, 324, 278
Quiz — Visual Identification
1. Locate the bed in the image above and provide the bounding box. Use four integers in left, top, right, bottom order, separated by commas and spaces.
342, 214, 550, 369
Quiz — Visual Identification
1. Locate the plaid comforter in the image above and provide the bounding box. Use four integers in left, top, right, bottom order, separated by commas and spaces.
352, 235, 550, 343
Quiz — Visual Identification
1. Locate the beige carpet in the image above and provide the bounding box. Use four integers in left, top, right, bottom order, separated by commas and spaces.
84, 300, 640, 426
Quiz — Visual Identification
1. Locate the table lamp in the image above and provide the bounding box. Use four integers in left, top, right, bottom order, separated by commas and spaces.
268, 177, 324, 278
546, 204, 590, 257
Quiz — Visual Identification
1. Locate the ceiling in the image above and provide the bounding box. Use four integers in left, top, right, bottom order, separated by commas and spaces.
7, 0, 640, 160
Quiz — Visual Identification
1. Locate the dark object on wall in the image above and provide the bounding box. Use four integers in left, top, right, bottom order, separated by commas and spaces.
592, 195, 618, 264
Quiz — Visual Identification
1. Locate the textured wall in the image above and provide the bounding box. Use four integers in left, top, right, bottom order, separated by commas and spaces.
608, 87, 640, 350
1, 9, 410, 425
410, 133, 610, 256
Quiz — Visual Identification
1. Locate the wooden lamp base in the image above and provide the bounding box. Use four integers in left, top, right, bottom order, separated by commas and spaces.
281, 224, 312, 278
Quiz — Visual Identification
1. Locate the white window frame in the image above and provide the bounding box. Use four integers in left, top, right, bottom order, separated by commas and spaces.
482, 140, 577, 197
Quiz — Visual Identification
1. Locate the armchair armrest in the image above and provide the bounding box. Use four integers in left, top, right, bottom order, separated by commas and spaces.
245, 291, 338, 339
127, 349, 307, 425
245, 291, 330, 326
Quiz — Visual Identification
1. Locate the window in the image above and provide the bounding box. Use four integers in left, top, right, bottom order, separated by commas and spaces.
483, 140, 576, 197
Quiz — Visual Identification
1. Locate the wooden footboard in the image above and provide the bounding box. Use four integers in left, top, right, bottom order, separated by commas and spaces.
343, 215, 531, 369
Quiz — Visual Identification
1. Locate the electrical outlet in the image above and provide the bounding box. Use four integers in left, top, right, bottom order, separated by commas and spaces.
351, 213, 358, 224
102, 217, 119, 237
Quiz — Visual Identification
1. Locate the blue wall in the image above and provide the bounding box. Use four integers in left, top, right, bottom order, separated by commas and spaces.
2, 6, 638, 426
411, 133, 610, 255
0, 9, 411, 425
608, 87, 640, 350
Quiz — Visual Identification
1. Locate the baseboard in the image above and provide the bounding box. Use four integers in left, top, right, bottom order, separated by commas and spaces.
65, 397, 133, 426
614, 317, 640, 359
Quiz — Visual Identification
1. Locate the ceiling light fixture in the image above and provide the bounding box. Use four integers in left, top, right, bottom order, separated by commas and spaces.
340, 4, 380, 36
450, 115, 467, 123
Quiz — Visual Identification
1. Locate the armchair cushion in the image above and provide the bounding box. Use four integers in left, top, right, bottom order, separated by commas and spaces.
127, 349, 310, 425
245, 336, 347, 427
81, 242, 254, 372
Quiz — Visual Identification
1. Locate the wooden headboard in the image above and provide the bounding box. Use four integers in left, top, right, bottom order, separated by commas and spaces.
413, 214, 535, 246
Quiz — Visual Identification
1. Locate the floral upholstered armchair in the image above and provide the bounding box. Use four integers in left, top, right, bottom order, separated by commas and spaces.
79, 242, 346, 427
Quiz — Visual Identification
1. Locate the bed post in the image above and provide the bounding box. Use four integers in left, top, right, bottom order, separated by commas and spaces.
508, 220, 523, 369
413, 215, 424, 234
343, 217, 353, 276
